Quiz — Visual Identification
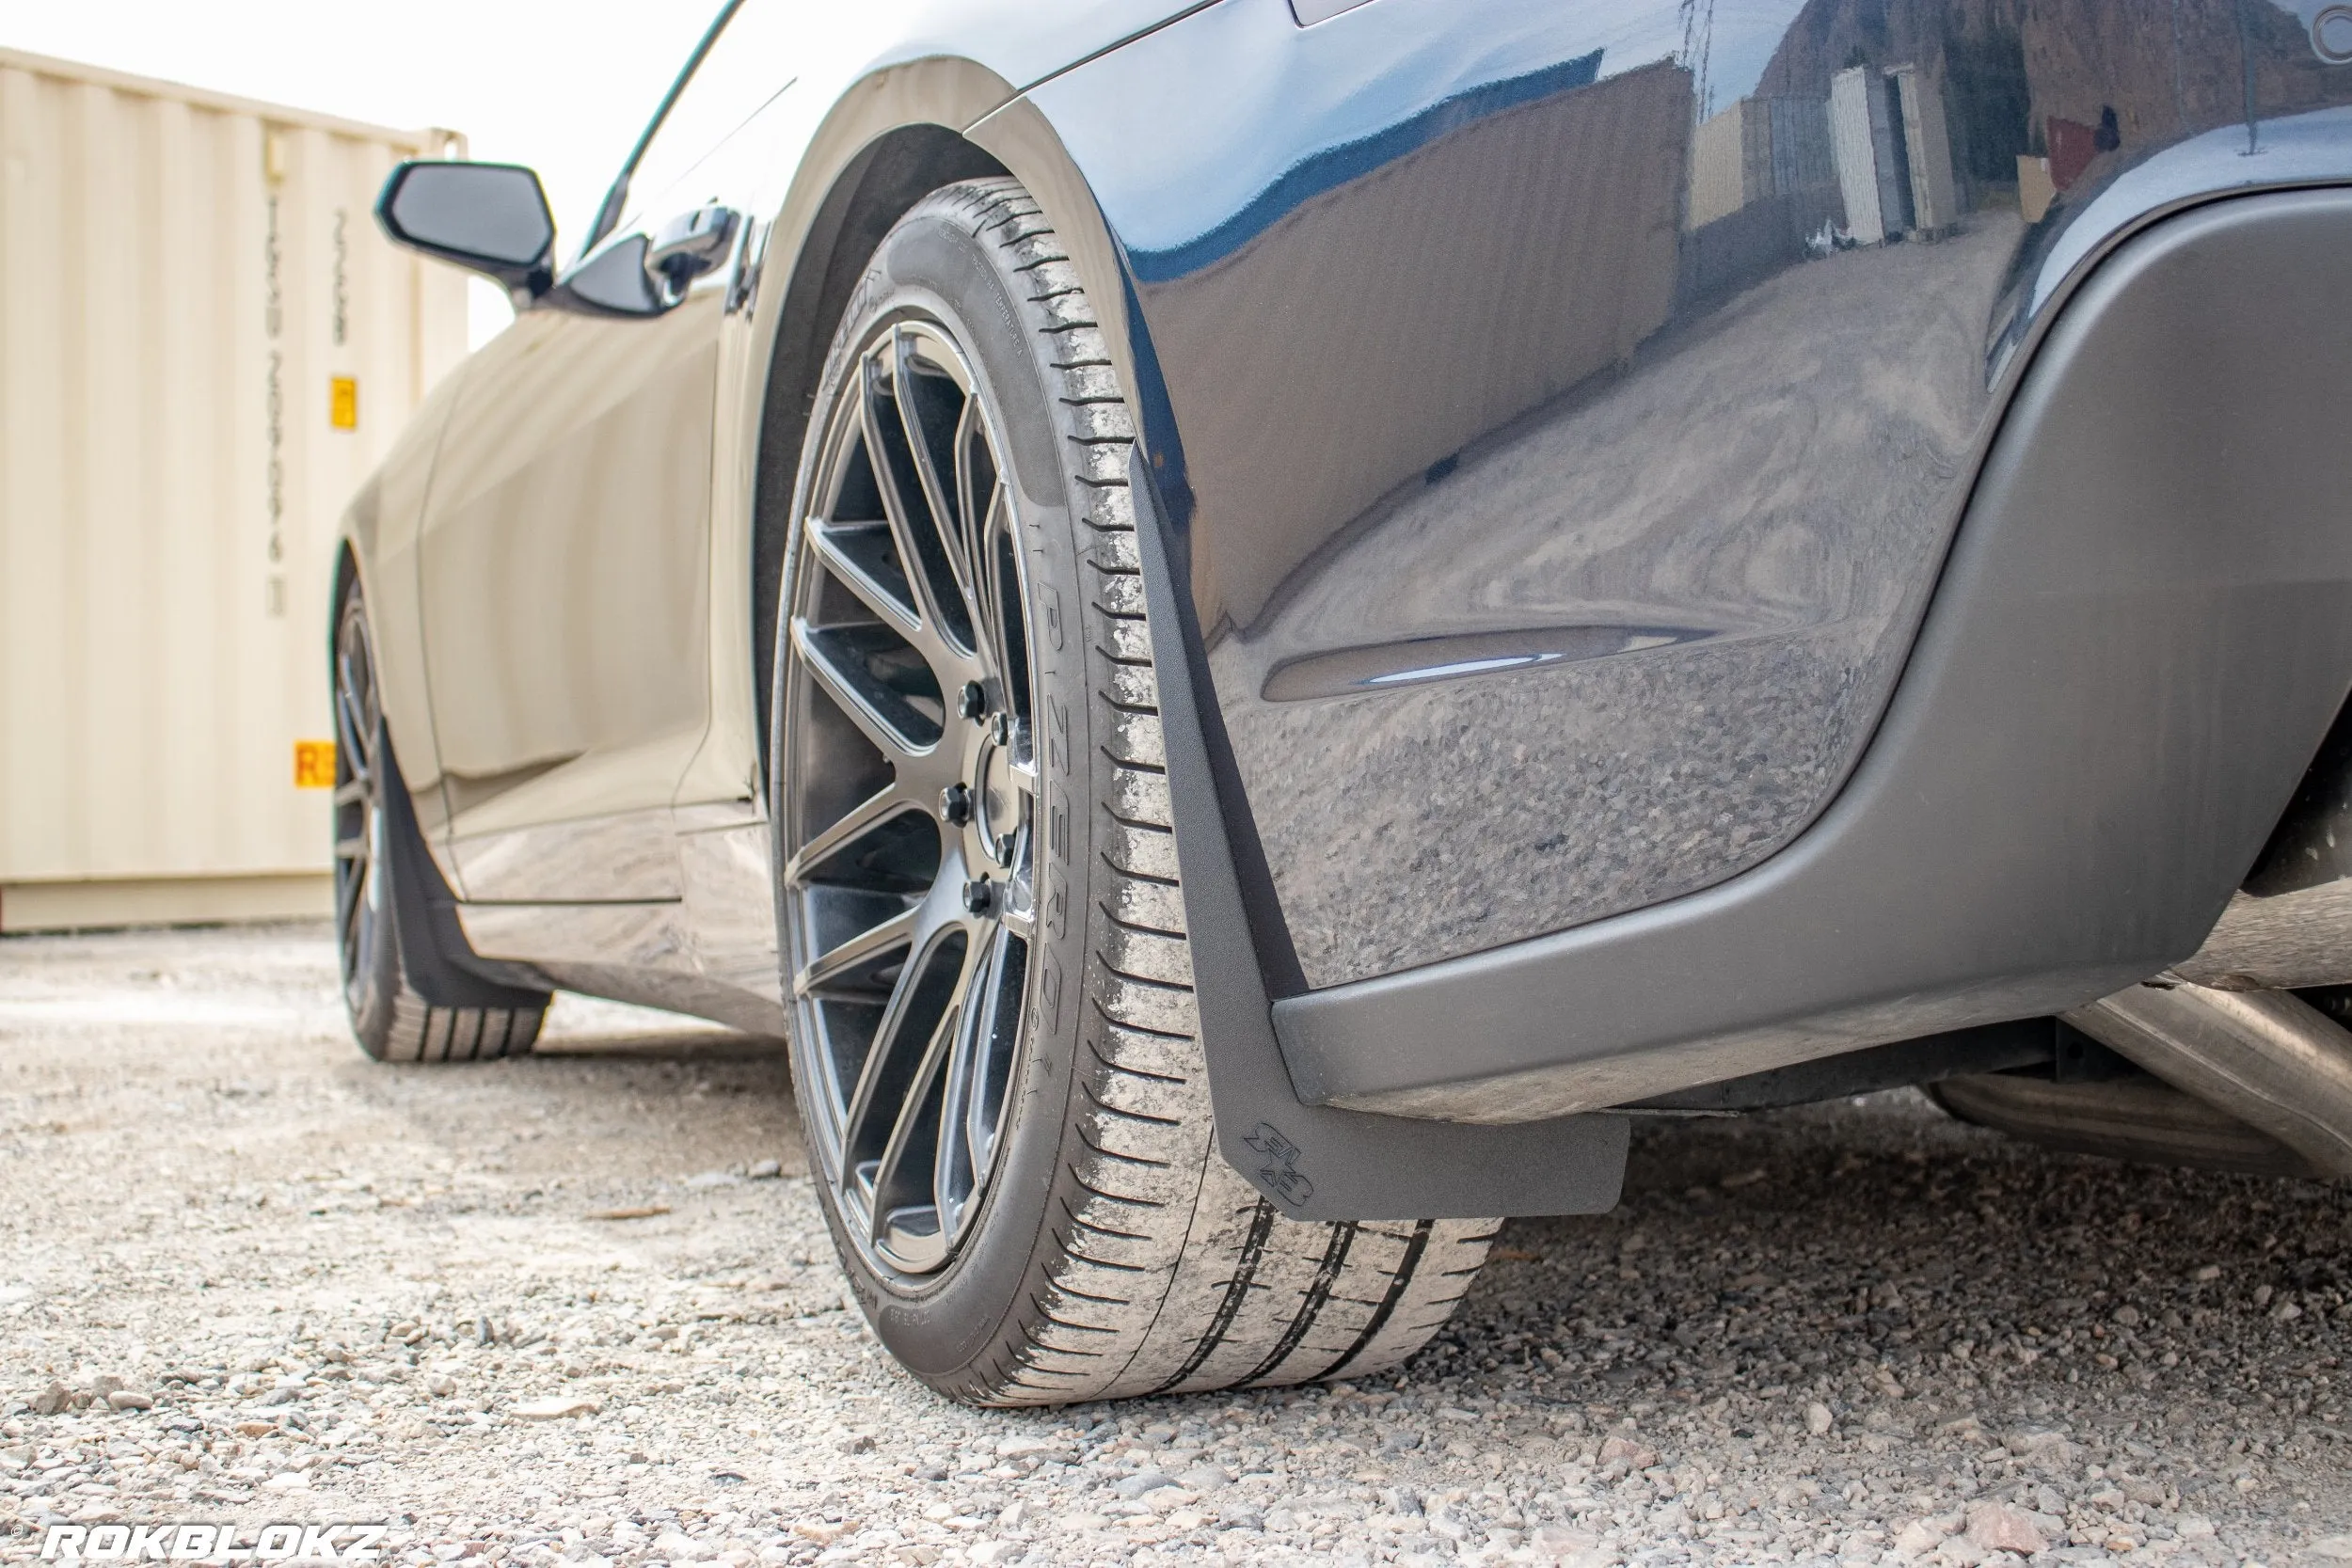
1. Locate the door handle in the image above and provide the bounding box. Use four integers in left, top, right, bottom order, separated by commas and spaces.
644, 204, 741, 293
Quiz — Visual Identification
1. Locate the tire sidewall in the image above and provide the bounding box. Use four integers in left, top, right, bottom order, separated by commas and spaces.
773, 199, 1101, 1384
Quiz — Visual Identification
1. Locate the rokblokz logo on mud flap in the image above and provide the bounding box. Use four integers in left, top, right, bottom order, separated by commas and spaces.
40, 1523, 389, 1560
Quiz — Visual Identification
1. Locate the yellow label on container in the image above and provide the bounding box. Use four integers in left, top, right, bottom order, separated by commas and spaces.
294, 740, 337, 789
328, 376, 358, 431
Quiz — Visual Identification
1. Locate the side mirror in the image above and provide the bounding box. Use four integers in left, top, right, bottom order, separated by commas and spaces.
375, 161, 555, 301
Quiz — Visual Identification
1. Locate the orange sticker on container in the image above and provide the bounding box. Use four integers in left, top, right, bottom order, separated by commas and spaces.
328, 376, 358, 431
294, 740, 337, 789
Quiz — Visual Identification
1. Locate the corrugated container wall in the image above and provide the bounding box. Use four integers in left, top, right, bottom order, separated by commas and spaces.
0, 49, 468, 931
1829, 66, 1887, 243
1892, 67, 1960, 233
1686, 101, 1750, 230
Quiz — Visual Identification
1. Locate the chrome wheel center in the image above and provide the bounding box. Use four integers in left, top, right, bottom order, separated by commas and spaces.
779, 319, 1038, 1279
969, 717, 1027, 872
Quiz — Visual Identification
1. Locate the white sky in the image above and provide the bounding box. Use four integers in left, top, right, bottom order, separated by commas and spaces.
0, 0, 726, 343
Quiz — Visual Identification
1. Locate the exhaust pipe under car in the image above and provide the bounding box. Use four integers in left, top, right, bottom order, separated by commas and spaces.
2059, 696, 2352, 1177
1959, 704, 2352, 1178
2065, 980, 2352, 1178
2173, 698, 2352, 992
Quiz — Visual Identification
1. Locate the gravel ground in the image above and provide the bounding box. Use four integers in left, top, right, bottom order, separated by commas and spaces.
0, 923, 2345, 1567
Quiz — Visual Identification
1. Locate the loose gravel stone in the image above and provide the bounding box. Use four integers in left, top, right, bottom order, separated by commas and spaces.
0, 923, 2344, 1564
1964, 1498, 2045, 1554
513, 1398, 601, 1421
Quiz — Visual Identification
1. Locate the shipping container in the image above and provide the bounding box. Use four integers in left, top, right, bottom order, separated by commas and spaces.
1829, 66, 1888, 244
1890, 65, 1960, 234
0, 48, 468, 932
1765, 97, 1834, 197
1688, 96, 1836, 231
1686, 99, 1750, 230
1869, 71, 1915, 237
2018, 153, 2057, 223
1829, 61, 1966, 245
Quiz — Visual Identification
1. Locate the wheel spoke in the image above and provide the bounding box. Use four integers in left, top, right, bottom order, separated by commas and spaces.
970, 925, 1025, 1167
893, 328, 980, 619
866, 992, 966, 1260
934, 922, 1025, 1245
953, 396, 984, 588
787, 779, 922, 885
335, 852, 369, 926
791, 618, 939, 761
957, 403, 1013, 676
932, 938, 993, 1227
839, 915, 969, 1199
332, 687, 373, 783
859, 353, 974, 650
795, 904, 920, 1000
806, 518, 927, 647
977, 485, 1028, 723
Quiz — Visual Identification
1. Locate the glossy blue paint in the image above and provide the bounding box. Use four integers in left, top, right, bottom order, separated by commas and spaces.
1122, 48, 1604, 282
1029, 0, 2352, 990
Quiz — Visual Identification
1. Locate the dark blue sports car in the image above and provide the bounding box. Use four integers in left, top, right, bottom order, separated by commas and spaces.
335, 0, 2352, 1402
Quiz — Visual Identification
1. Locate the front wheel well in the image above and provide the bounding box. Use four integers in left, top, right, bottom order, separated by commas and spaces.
749, 124, 1010, 778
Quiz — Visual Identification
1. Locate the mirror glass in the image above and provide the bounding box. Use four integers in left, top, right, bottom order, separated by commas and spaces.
380, 163, 554, 275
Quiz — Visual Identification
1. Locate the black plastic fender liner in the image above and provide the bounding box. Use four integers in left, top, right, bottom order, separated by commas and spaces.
1272, 189, 2352, 1124
1124, 446, 1629, 1220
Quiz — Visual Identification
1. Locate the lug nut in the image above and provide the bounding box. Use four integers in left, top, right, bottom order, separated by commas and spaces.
938, 784, 971, 826
961, 879, 993, 914
990, 711, 1012, 746
958, 681, 987, 721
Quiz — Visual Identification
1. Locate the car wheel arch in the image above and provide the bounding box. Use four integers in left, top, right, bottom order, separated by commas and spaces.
739, 65, 1149, 784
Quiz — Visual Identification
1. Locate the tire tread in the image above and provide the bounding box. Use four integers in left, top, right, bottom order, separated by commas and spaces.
366, 973, 543, 1065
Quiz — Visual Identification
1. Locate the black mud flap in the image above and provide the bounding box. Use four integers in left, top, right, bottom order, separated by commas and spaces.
1125, 446, 1628, 1221
376, 737, 552, 1012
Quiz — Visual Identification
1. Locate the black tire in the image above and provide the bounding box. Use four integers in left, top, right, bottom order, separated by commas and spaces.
333, 579, 549, 1063
772, 178, 1495, 1406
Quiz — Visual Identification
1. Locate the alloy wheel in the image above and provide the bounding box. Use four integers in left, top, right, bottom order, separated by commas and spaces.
332, 593, 388, 1016
781, 318, 1039, 1279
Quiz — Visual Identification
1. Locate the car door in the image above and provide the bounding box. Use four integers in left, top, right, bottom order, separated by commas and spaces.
416, 0, 804, 903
